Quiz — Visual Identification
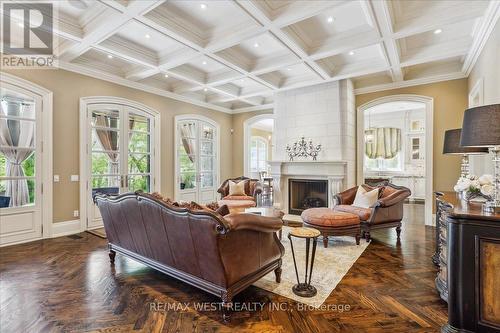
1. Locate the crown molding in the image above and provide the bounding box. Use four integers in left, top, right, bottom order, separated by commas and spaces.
57, 61, 233, 114
354, 71, 467, 95
462, 1, 500, 76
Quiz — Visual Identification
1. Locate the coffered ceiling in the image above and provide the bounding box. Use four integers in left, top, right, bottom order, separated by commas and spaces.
3, 0, 499, 113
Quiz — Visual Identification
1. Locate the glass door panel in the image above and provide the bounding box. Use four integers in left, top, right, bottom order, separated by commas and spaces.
176, 118, 218, 202
0, 93, 38, 208
127, 111, 152, 193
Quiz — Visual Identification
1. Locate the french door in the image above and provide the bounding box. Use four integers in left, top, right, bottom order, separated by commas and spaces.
0, 84, 43, 245
175, 116, 219, 203
84, 101, 158, 229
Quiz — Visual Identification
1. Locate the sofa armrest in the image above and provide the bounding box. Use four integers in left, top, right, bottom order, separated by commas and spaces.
224, 213, 282, 233
375, 190, 411, 208
336, 186, 359, 205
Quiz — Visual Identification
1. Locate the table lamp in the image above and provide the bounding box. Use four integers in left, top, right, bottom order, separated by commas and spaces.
443, 128, 488, 178
460, 104, 500, 212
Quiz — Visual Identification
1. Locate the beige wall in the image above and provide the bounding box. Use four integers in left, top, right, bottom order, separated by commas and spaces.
2, 68, 233, 223
356, 78, 469, 193
231, 111, 273, 176
468, 19, 500, 105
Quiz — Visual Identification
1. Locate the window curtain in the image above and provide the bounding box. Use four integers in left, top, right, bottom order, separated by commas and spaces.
0, 102, 35, 207
95, 115, 119, 175
180, 122, 195, 163
365, 127, 401, 159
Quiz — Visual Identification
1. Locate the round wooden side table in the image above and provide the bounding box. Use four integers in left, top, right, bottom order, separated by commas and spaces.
288, 227, 321, 297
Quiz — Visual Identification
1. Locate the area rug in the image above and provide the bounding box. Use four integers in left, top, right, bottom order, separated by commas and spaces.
253, 227, 369, 307
86, 228, 107, 239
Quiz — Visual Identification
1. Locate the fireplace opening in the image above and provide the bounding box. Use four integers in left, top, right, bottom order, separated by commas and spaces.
288, 179, 328, 215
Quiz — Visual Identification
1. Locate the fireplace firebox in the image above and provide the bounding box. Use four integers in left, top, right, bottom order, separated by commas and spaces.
288, 179, 328, 215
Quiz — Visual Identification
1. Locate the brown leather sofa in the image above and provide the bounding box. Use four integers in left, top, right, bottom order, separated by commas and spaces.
94, 192, 284, 318
333, 183, 411, 242
217, 176, 262, 211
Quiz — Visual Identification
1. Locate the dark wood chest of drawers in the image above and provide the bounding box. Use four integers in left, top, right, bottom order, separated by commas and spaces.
434, 192, 500, 333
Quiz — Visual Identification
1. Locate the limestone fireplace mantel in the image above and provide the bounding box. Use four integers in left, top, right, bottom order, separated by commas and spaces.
268, 160, 347, 213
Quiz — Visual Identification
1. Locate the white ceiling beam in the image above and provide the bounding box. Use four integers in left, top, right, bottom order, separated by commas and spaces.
235, 1, 329, 80
368, 0, 404, 82
59, 1, 165, 62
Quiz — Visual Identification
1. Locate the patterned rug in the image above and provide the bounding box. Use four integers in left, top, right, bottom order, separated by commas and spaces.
253, 227, 369, 307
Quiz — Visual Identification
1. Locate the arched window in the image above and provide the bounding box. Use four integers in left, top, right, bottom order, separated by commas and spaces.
250, 136, 268, 173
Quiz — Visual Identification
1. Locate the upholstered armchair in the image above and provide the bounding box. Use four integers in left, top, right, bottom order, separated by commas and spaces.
333, 183, 411, 242
217, 176, 263, 211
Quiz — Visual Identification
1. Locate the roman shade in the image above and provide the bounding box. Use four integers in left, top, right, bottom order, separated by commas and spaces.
365, 127, 401, 159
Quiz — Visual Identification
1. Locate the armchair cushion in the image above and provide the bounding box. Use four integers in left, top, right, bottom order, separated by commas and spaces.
333, 205, 372, 221
352, 186, 379, 208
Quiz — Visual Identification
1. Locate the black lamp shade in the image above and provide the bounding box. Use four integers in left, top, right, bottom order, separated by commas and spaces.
443, 128, 489, 154
460, 104, 500, 147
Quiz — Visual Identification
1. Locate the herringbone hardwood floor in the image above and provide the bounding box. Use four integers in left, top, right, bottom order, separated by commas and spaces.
0, 204, 446, 332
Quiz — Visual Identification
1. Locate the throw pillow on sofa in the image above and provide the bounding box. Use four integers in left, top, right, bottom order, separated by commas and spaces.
352, 186, 379, 208
228, 180, 247, 196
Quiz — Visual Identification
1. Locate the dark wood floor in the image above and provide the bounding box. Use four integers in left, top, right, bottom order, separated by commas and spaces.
0, 204, 447, 332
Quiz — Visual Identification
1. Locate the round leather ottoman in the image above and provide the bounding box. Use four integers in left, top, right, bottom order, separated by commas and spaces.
301, 208, 361, 247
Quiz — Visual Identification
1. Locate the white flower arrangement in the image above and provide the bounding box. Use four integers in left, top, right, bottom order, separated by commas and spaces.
454, 174, 494, 200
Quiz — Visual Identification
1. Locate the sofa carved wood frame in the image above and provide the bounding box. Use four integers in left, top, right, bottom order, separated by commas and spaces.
94, 192, 284, 321
333, 183, 411, 242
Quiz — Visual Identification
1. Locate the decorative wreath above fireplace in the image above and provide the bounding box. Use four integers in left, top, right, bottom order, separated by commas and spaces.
285, 136, 322, 161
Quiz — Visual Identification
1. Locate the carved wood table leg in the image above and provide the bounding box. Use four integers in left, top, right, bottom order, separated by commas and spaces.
274, 267, 282, 283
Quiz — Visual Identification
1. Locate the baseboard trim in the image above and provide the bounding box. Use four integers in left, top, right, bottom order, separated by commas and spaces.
52, 219, 81, 238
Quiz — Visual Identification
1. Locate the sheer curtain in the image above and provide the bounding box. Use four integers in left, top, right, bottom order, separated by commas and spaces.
180, 122, 195, 163
0, 102, 35, 207
95, 115, 119, 175
365, 127, 401, 159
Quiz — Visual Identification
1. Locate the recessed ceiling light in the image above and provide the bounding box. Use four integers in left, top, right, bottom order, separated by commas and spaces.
145, 34, 151, 39
202, 60, 207, 65
349, 51, 355, 56
107, 54, 113, 59
200, 3, 207, 10
254, 42, 259, 48
203, 88, 208, 92
287, 68, 292, 71
164, 74, 169, 78
327, 16, 334, 23
434, 28, 442, 34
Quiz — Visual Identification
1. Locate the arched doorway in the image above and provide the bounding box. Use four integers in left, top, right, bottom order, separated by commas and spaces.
243, 114, 276, 178
357, 95, 434, 226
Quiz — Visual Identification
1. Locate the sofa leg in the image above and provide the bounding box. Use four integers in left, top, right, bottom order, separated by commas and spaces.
365, 231, 371, 242
396, 226, 402, 239
323, 235, 329, 248
221, 293, 232, 322
361, 230, 366, 238
274, 267, 282, 283
355, 232, 360, 245
108, 250, 116, 264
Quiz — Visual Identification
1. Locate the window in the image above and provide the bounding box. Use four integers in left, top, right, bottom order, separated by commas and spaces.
364, 154, 402, 172
250, 137, 268, 172
0, 95, 36, 208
